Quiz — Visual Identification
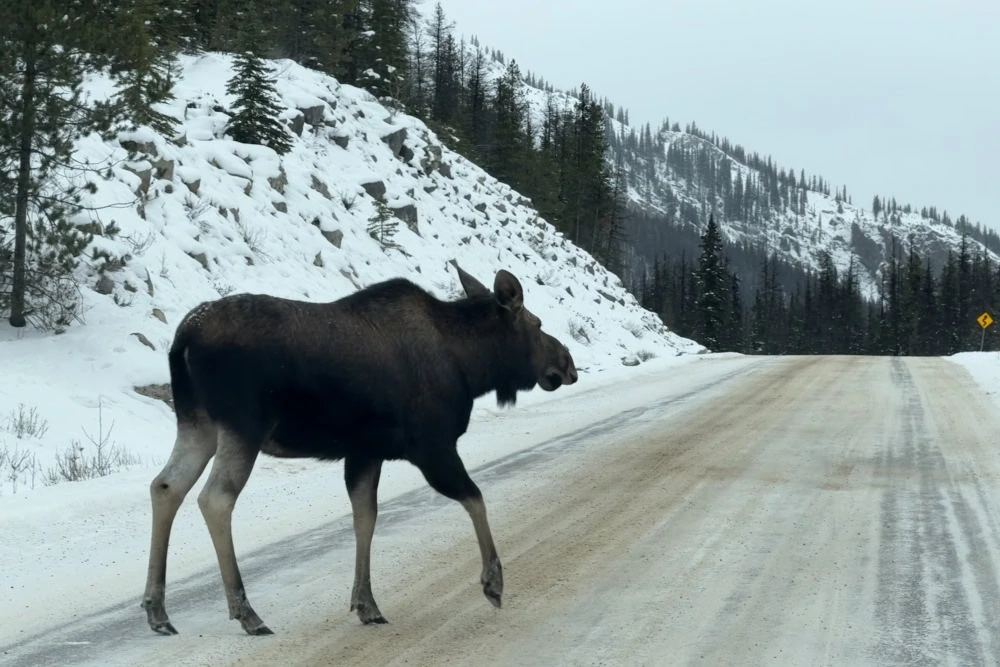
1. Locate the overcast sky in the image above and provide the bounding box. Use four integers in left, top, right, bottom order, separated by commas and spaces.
431, 0, 999, 229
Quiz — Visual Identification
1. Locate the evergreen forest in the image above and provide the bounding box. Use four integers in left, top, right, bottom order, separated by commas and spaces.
3, 0, 998, 354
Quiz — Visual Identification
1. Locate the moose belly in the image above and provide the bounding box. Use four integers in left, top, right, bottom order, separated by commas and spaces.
263, 410, 406, 461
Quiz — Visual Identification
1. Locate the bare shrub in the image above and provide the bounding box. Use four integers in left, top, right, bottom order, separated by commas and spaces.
567, 318, 592, 346
340, 191, 358, 212
184, 195, 212, 225
234, 216, 269, 259
0, 442, 40, 494
121, 229, 157, 256
113, 291, 136, 308
636, 349, 657, 362
2, 404, 50, 440
43, 398, 140, 485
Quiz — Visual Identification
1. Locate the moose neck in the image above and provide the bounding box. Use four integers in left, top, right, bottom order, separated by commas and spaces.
439, 297, 523, 406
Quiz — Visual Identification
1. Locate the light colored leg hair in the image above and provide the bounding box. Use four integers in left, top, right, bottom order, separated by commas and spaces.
347, 458, 386, 624
142, 418, 217, 635
197, 427, 271, 635
416, 449, 504, 608
461, 496, 503, 608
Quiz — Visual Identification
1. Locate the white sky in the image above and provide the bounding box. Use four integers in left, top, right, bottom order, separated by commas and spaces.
429, 0, 999, 230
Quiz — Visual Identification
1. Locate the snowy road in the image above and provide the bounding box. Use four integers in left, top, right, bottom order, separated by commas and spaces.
6, 355, 1000, 666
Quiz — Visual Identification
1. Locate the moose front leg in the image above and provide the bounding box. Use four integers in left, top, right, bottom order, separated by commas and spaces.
460, 493, 503, 608
345, 456, 387, 624
416, 447, 503, 608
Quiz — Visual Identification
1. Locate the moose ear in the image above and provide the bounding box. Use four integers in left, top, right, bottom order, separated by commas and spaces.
455, 264, 490, 298
494, 270, 524, 314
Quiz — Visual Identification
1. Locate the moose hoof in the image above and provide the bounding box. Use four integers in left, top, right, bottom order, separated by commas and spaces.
484, 587, 502, 609
236, 610, 273, 636
352, 601, 388, 625
482, 560, 504, 609
143, 599, 178, 635
150, 621, 179, 636
240, 618, 274, 636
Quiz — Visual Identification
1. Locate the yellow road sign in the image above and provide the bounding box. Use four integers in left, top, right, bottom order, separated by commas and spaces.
978, 312, 994, 329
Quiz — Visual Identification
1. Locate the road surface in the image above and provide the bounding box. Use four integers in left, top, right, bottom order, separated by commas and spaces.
5, 355, 1000, 666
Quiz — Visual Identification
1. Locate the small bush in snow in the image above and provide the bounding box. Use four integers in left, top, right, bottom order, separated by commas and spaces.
2, 404, 50, 440
568, 319, 592, 345
626, 322, 644, 339
43, 398, 140, 485
113, 292, 136, 308
45, 439, 141, 485
234, 216, 268, 258
340, 191, 358, 211
121, 229, 157, 256
213, 280, 235, 297
636, 350, 657, 362
0, 442, 41, 494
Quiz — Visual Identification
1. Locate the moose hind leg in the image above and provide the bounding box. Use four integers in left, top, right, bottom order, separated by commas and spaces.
142, 418, 217, 635
416, 448, 503, 609
345, 456, 386, 624
197, 428, 271, 635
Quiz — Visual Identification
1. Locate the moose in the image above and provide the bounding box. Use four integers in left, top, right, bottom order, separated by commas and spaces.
140, 263, 578, 636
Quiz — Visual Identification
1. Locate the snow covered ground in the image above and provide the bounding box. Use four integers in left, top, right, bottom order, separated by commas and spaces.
947, 351, 1000, 406
0, 351, 740, 656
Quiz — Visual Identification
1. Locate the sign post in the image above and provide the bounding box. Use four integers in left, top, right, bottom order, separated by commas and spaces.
978, 312, 994, 351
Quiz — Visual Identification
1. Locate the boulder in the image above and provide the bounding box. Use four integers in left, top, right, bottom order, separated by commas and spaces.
382, 128, 407, 156
361, 180, 386, 200
391, 204, 418, 234
287, 113, 305, 137
322, 229, 344, 248
420, 144, 442, 173
299, 105, 325, 125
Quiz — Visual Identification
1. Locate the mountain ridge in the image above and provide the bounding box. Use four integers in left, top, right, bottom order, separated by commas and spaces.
465, 43, 998, 301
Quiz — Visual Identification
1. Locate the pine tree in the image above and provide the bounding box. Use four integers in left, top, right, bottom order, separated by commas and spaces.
696, 214, 727, 350
303, 0, 359, 76
726, 270, 744, 352
427, 3, 459, 123
351, 0, 412, 101
367, 200, 399, 246
110, 0, 184, 135
225, 51, 293, 154
487, 59, 529, 190
0, 0, 118, 328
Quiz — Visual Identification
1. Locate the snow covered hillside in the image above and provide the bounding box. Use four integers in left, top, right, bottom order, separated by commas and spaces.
473, 53, 999, 300
635, 130, 1000, 300
0, 51, 702, 498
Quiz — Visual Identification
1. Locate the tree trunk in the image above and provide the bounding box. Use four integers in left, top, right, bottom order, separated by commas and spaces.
10, 50, 36, 328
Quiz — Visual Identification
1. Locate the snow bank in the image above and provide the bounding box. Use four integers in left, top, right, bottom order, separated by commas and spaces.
948, 352, 1000, 406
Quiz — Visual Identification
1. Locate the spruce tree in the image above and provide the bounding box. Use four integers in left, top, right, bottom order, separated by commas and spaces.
0, 0, 118, 328
367, 200, 399, 247
350, 0, 412, 102
110, 0, 184, 135
225, 51, 293, 154
427, 3, 459, 122
696, 214, 727, 350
